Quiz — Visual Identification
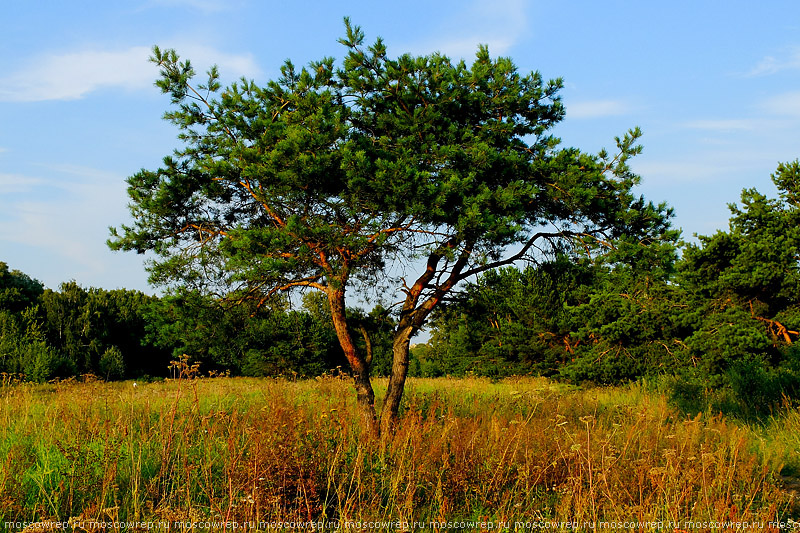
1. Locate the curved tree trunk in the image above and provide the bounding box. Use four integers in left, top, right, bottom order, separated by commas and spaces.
357, 323, 374, 367
380, 324, 414, 435
377, 239, 469, 435
327, 286, 380, 437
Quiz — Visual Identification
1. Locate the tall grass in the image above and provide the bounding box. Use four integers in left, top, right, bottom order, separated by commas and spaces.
0, 372, 796, 528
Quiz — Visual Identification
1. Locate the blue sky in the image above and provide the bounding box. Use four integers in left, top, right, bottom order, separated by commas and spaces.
2, 1, 800, 293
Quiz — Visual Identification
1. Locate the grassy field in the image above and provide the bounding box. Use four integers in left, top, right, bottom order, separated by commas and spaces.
1, 372, 800, 531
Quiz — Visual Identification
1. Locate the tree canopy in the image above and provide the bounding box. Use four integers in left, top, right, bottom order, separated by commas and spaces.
0, 261, 44, 313
424, 160, 800, 417
677, 161, 800, 388
109, 20, 675, 434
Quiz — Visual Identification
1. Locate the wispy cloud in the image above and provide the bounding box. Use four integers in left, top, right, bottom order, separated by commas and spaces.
403, 0, 528, 58
1, 201, 97, 267
760, 91, 800, 117
0, 44, 260, 102
417, 37, 518, 59
144, 0, 235, 13
746, 47, 800, 77
44, 163, 125, 182
567, 99, 630, 119
0, 165, 120, 194
683, 119, 754, 131
0, 47, 154, 102
634, 160, 734, 183
634, 148, 783, 185
0, 165, 129, 279
0, 173, 49, 193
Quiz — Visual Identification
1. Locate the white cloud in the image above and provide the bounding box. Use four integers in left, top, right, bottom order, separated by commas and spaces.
633, 148, 782, 185
403, 0, 528, 58
0, 47, 155, 102
0, 165, 119, 194
0, 165, 129, 280
0, 173, 48, 193
634, 160, 732, 183
43, 163, 122, 182
683, 119, 754, 131
567, 99, 630, 119
761, 91, 800, 117
0, 163, 155, 291
746, 47, 800, 77
1, 201, 96, 267
145, 0, 233, 13
176, 43, 261, 80
419, 37, 518, 60
0, 44, 261, 102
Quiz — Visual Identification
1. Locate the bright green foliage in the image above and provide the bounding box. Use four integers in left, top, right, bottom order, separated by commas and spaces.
0, 261, 43, 313
0, 264, 169, 381
38, 282, 165, 378
0, 262, 368, 382
683, 164, 800, 309
143, 289, 357, 377
0, 306, 70, 381
563, 268, 691, 383
426, 245, 688, 384
409, 343, 439, 377
108, 21, 674, 428
421, 161, 800, 416
0, 263, 70, 381
662, 161, 800, 415
99, 345, 126, 380
108, 22, 671, 327
679, 161, 800, 380
426, 258, 598, 377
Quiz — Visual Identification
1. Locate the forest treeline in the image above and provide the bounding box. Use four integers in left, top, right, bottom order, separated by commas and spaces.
3, 162, 800, 415
420, 162, 800, 414
0, 271, 363, 382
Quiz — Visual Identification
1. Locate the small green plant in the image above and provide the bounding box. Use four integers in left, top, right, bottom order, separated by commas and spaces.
99, 346, 126, 381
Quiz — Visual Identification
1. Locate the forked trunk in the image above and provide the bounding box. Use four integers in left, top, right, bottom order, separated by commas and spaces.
352, 370, 379, 437
327, 286, 380, 437
380, 325, 414, 435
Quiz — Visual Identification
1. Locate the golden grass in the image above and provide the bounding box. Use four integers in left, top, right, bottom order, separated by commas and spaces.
0, 374, 797, 529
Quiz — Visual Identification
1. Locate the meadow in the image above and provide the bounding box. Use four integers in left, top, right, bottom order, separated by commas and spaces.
1, 370, 800, 531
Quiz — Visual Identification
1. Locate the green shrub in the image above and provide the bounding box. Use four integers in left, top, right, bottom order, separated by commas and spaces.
99, 346, 126, 380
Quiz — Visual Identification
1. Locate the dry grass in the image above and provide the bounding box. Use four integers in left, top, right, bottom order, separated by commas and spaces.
0, 373, 797, 529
